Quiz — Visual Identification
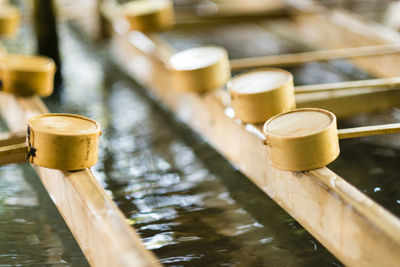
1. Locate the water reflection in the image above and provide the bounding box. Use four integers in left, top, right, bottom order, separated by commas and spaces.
48, 25, 341, 266
1, 8, 398, 267
160, 22, 399, 217
0, 124, 87, 265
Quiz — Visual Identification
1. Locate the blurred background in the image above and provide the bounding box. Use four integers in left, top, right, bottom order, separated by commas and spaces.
0, 0, 399, 266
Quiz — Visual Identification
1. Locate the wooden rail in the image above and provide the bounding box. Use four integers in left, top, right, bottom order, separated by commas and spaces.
0, 131, 26, 165
0, 93, 160, 267
108, 11, 400, 266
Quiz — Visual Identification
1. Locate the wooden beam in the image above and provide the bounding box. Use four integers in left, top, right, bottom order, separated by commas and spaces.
0, 93, 160, 267
110, 27, 400, 267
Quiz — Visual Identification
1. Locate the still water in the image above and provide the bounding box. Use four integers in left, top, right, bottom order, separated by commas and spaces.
1, 19, 399, 266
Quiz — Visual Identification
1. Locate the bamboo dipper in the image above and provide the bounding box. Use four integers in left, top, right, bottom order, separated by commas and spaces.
119, 0, 400, 71
168, 45, 400, 94
0, 5, 20, 36
122, 0, 174, 32
0, 54, 56, 97
168, 46, 231, 92
0, 113, 101, 170
228, 68, 295, 124
227, 68, 400, 123
263, 108, 400, 172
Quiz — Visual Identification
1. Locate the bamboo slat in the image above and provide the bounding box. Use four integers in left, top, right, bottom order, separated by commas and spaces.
109, 26, 400, 267
0, 93, 160, 267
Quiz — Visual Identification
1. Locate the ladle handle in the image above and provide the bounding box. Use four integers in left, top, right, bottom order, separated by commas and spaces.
0, 143, 27, 166
295, 77, 400, 94
229, 44, 400, 71
338, 123, 400, 139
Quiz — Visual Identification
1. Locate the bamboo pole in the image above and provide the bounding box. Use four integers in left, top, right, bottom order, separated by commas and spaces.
295, 77, 400, 93
229, 44, 400, 71
338, 123, 400, 139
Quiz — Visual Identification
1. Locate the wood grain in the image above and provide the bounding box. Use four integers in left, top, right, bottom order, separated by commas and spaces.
0, 93, 160, 267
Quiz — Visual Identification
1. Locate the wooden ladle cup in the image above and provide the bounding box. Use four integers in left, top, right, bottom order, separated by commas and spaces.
0, 54, 56, 97
226, 68, 400, 123
0, 113, 101, 171
0, 5, 20, 36
227, 68, 295, 123
122, 0, 174, 32
263, 108, 400, 172
168, 46, 231, 92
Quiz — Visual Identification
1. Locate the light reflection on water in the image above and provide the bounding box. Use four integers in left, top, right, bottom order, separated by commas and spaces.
3, 18, 399, 265
48, 19, 400, 265
161, 22, 400, 217
0, 124, 87, 265
1, 9, 398, 267
47, 25, 341, 266
0, 9, 89, 265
